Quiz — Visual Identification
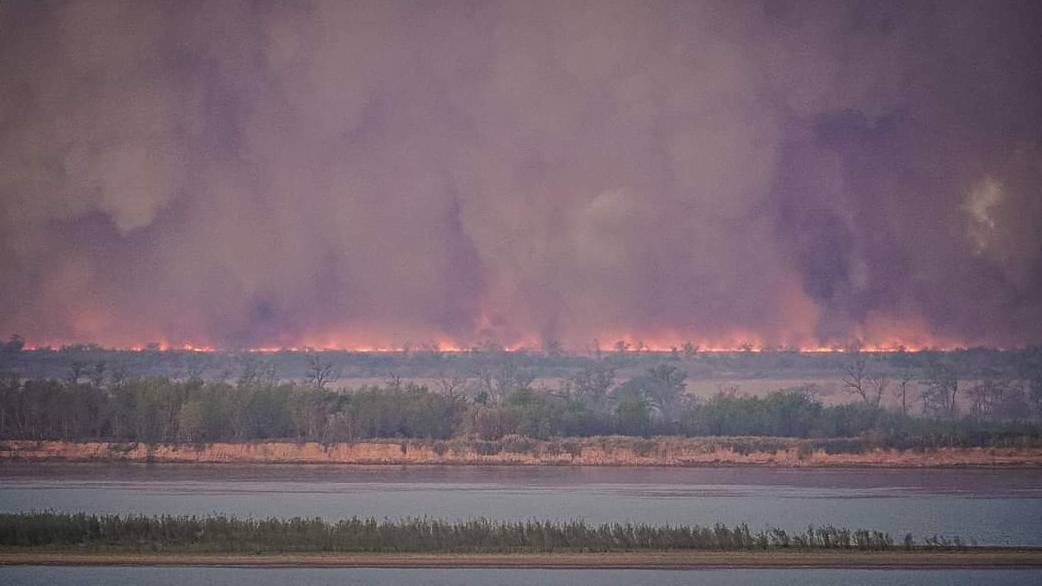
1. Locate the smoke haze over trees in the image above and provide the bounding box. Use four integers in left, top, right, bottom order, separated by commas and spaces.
2, 1, 1042, 349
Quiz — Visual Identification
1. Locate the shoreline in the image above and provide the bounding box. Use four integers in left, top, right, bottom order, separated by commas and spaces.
3, 438, 1042, 468
3, 549, 1042, 569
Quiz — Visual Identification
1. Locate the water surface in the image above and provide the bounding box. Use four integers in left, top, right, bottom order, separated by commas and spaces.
2, 463, 1040, 545
2, 567, 1041, 586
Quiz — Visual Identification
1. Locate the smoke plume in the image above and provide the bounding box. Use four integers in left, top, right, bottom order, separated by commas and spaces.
2, 0, 1041, 349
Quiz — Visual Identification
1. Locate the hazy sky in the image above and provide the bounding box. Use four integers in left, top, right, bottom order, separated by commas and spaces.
1, 0, 1041, 350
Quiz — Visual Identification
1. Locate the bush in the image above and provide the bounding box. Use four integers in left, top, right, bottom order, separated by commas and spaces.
473, 440, 502, 456
500, 434, 537, 454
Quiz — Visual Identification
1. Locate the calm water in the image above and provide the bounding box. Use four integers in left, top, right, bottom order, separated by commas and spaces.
1, 567, 1041, 586
1, 463, 1041, 545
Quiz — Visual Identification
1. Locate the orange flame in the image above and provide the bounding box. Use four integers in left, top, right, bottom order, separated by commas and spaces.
23, 332, 974, 354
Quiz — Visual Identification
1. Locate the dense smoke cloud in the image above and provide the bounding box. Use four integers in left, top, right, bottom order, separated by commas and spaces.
1, 0, 1041, 349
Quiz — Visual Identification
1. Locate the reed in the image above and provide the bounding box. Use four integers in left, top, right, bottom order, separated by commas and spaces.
0, 512, 913, 553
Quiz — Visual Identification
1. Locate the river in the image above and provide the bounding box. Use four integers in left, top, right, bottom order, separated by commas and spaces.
2, 567, 1042, 585
2, 463, 1041, 545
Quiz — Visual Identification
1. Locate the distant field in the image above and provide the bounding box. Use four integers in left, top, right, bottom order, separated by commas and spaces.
681, 378, 938, 409
332, 376, 938, 409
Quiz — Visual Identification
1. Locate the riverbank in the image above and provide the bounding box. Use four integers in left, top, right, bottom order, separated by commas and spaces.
3, 438, 1042, 467
3, 549, 1042, 569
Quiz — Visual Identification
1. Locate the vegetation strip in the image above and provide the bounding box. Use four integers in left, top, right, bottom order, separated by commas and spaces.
0, 512, 971, 554
6, 439, 1042, 467
3, 361, 1041, 451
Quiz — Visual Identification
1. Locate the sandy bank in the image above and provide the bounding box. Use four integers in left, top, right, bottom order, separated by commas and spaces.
2, 549, 1042, 569
2, 438, 1041, 468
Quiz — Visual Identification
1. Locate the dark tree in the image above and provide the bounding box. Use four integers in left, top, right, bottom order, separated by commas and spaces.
305, 353, 338, 389
921, 362, 959, 417
569, 363, 615, 412
841, 352, 883, 407
3, 334, 25, 353
894, 370, 915, 415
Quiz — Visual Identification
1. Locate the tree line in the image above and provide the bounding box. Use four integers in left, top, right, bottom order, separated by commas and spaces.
2, 366, 1040, 448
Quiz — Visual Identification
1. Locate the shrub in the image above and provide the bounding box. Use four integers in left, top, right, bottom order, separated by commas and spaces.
500, 434, 537, 454
472, 440, 502, 456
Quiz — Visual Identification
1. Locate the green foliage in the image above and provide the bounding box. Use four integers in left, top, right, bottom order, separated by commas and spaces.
1, 373, 1040, 449
0, 377, 463, 443
614, 365, 687, 422
568, 364, 615, 411
691, 387, 826, 437
682, 388, 1042, 449
614, 397, 652, 437
325, 384, 464, 441
0, 512, 903, 553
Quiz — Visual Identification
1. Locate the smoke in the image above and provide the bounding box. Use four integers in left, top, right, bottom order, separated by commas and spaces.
1, 0, 1041, 349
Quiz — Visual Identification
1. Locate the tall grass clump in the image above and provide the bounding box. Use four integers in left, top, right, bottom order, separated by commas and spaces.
0, 512, 915, 553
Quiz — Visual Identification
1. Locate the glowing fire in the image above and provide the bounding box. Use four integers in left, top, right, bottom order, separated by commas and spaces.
14, 302, 987, 354
23, 332, 972, 354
